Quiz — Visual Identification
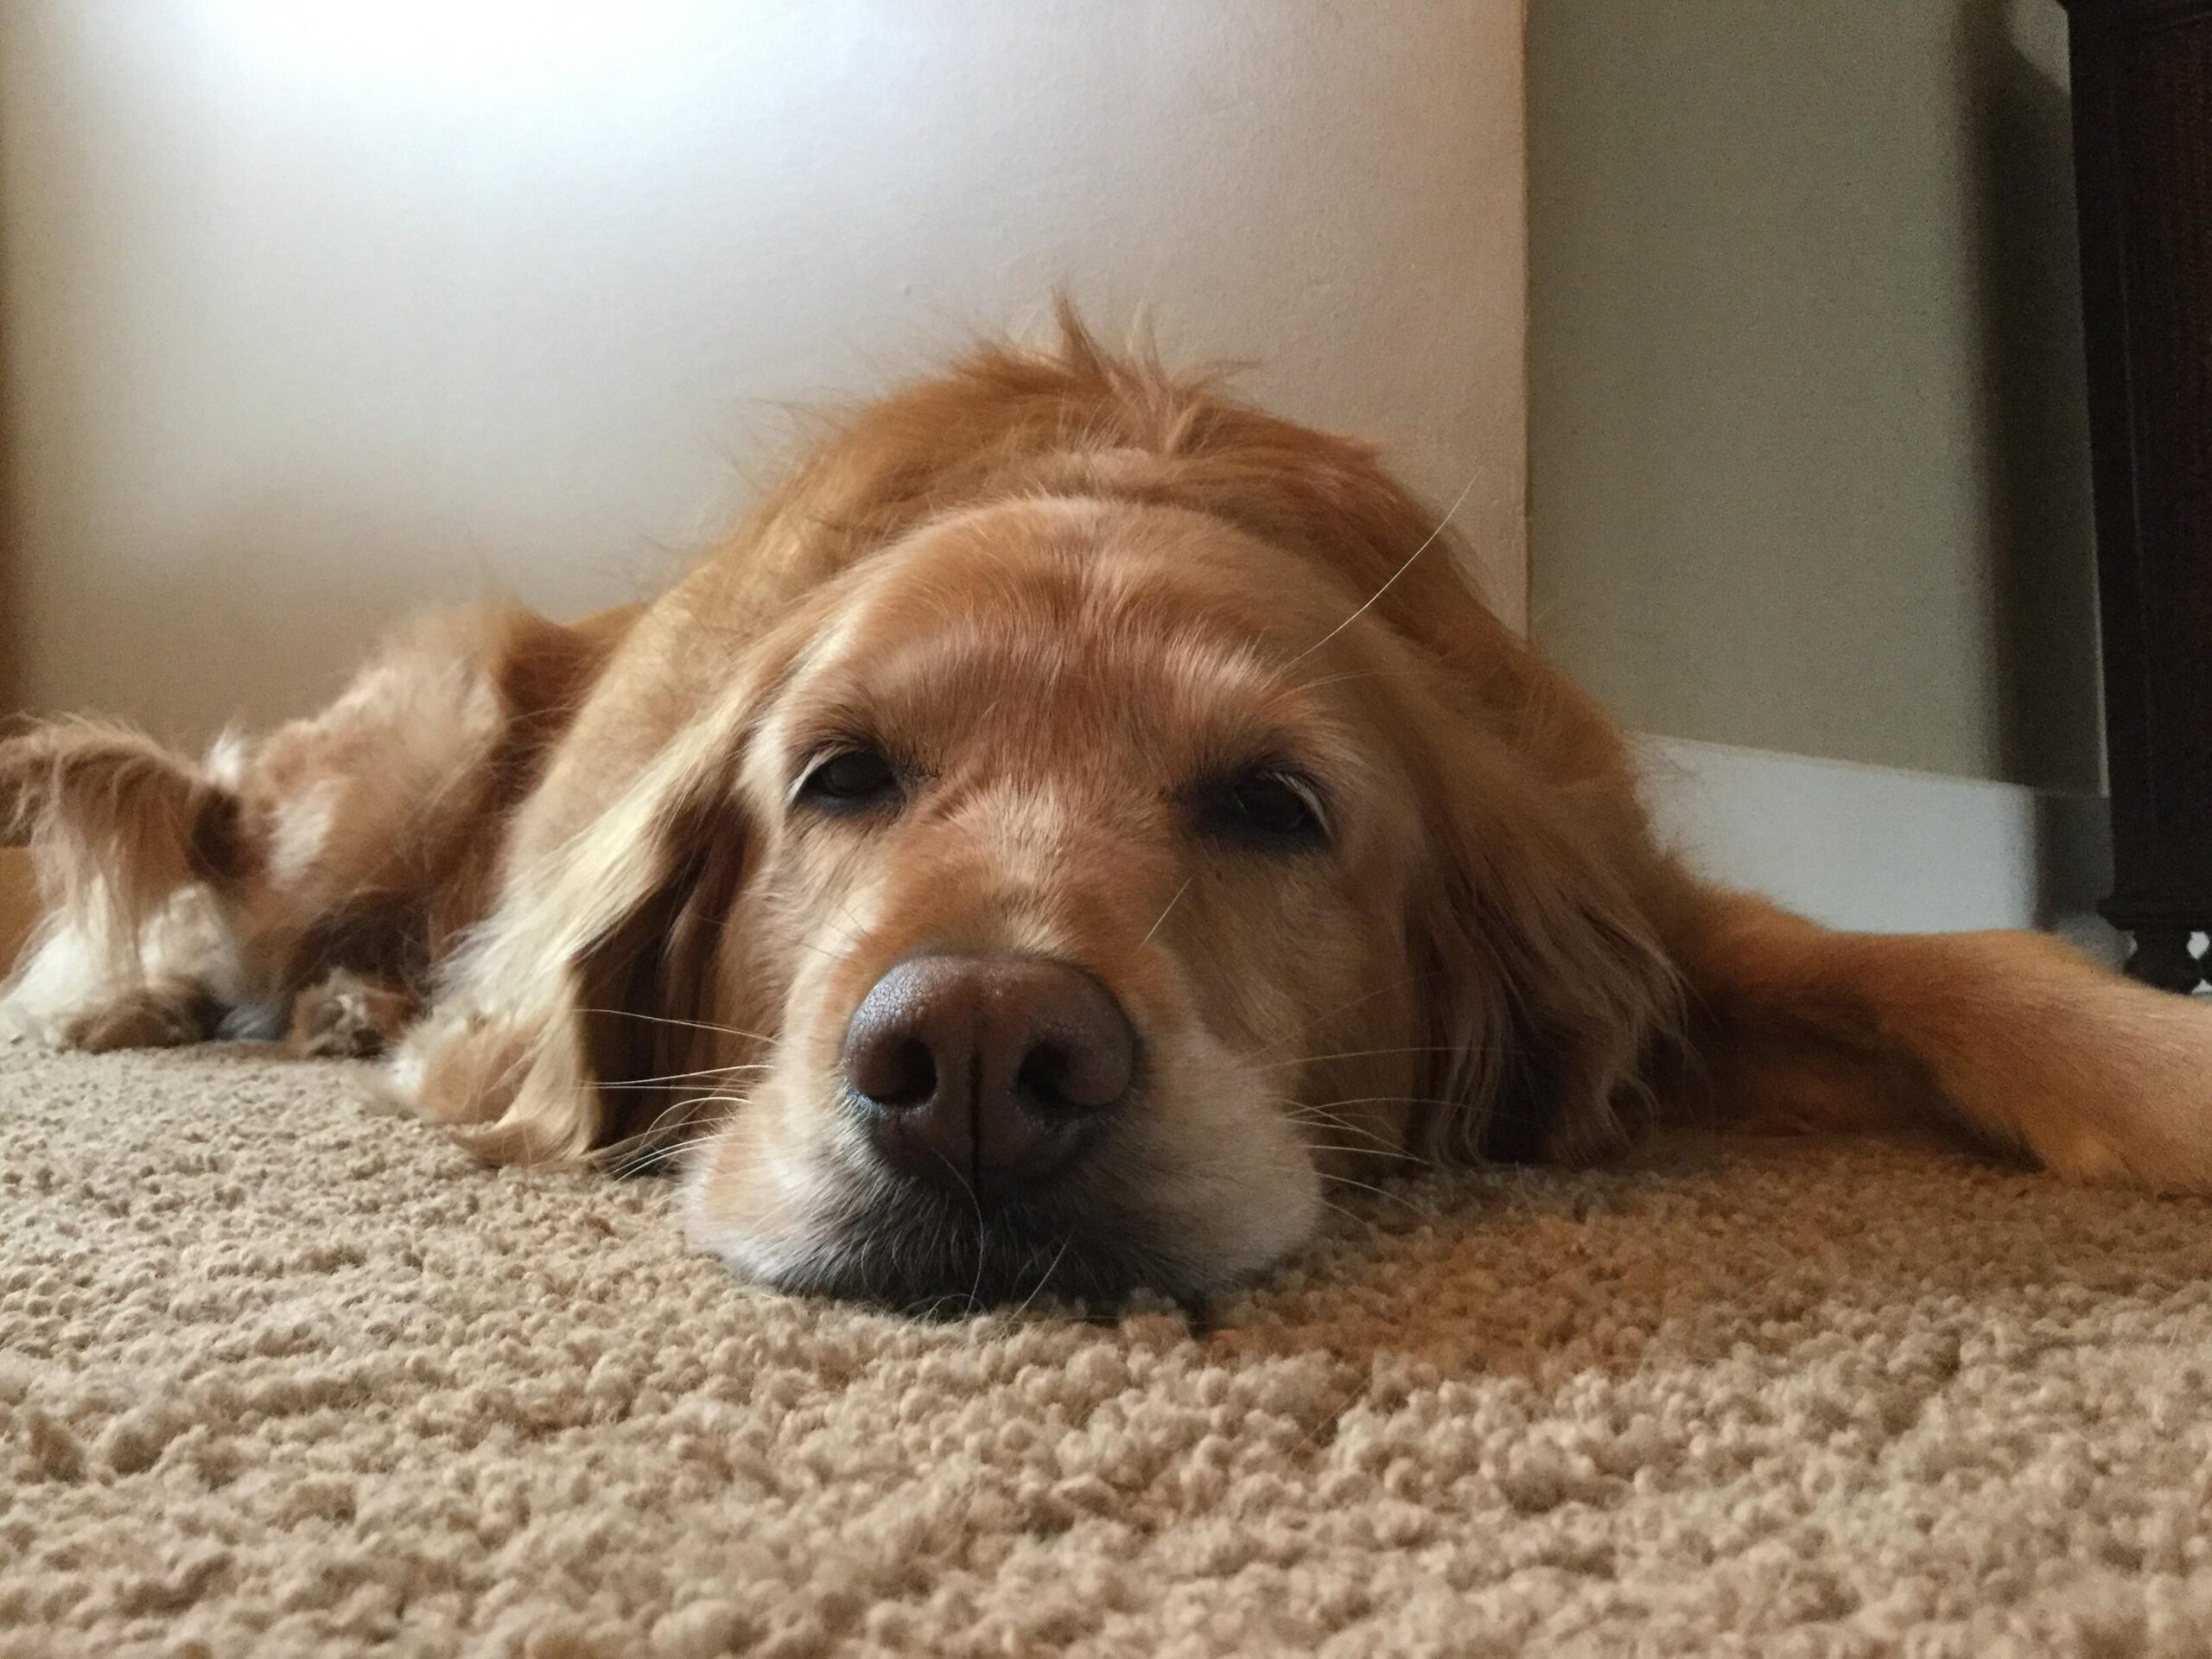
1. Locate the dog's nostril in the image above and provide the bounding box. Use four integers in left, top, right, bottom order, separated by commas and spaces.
1015, 1033, 1127, 1114
1015, 1039, 1071, 1109
860, 1036, 937, 1110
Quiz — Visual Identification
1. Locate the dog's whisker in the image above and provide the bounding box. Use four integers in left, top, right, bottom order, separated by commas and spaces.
1298, 1092, 1474, 1115
1254, 1046, 1469, 1071
595, 1084, 754, 1157
1139, 876, 1195, 949
1281, 1102, 1395, 1134
1310, 1194, 1370, 1231
1004, 1230, 1077, 1323
1320, 1170, 1431, 1217
613, 1109, 739, 1157
1300, 1142, 1419, 1165
1294, 972, 1434, 1037
572, 1007, 779, 1043
593, 1062, 773, 1090
1288, 466, 1481, 664
594, 1125, 734, 1173
1283, 1117, 1413, 1154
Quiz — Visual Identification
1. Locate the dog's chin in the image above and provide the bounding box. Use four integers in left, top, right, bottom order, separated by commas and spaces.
764, 1178, 1222, 1316
681, 1136, 1323, 1315
683, 1160, 1223, 1316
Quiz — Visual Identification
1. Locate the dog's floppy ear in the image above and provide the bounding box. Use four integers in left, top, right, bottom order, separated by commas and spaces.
570, 791, 750, 1152
400, 696, 755, 1166
1402, 715, 1683, 1167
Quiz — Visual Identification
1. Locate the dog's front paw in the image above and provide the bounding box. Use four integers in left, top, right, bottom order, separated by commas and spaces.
289, 970, 416, 1059
2012, 980, 2212, 1192
58, 989, 213, 1052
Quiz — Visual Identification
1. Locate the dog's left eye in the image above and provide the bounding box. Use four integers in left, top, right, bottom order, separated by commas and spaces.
1195, 767, 1328, 847
796, 746, 902, 812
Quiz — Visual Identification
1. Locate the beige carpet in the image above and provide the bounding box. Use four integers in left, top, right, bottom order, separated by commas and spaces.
5, 1049, 2212, 1657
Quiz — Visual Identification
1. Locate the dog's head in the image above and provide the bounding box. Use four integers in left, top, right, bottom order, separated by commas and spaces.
442, 325, 1681, 1310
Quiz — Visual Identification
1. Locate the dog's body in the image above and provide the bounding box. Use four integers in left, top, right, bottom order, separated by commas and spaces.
7, 317, 2210, 1308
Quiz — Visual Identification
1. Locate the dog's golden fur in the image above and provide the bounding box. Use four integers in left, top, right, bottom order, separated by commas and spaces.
6, 314, 2209, 1306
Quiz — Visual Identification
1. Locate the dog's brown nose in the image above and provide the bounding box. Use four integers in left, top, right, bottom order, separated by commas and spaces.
842, 954, 1136, 1199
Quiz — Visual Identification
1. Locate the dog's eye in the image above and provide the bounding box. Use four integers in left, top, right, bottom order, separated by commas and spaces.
1196, 768, 1328, 848
796, 746, 902, 812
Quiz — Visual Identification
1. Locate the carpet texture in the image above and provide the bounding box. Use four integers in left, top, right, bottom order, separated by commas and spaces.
5, 1048, 2212, 1657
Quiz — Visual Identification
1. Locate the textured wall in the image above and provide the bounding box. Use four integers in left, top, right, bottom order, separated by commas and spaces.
1531, 0, 2101, 791
0, 0, 1527, 744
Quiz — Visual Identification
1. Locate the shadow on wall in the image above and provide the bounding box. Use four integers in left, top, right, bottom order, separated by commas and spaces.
0, 311, 16, 722
22, 496, 670, 744
1963, 0, 2106, 797
1529, 0, 2105, 797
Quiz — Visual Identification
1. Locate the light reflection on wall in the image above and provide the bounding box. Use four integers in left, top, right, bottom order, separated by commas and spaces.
203, 1, 711, 96
0, 2, 1526, 741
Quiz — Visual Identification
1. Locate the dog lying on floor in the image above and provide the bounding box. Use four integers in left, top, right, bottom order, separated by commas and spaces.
4, 314, 2209, 1309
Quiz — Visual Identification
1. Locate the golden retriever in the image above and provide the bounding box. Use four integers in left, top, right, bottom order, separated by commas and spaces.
6, 313, 2210, 1309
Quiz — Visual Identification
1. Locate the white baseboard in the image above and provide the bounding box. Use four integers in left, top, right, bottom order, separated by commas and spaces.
1637, 736, 2123, 963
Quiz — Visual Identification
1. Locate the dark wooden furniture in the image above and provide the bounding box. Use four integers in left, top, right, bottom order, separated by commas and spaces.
2064, 0, 2212, 991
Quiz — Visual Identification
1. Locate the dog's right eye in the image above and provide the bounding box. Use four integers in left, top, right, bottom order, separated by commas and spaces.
1188, 766, 1331, 850
795, 746, 902, 813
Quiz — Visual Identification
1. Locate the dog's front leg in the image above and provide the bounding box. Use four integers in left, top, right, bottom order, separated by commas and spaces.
1682, 890, 2212, 1189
